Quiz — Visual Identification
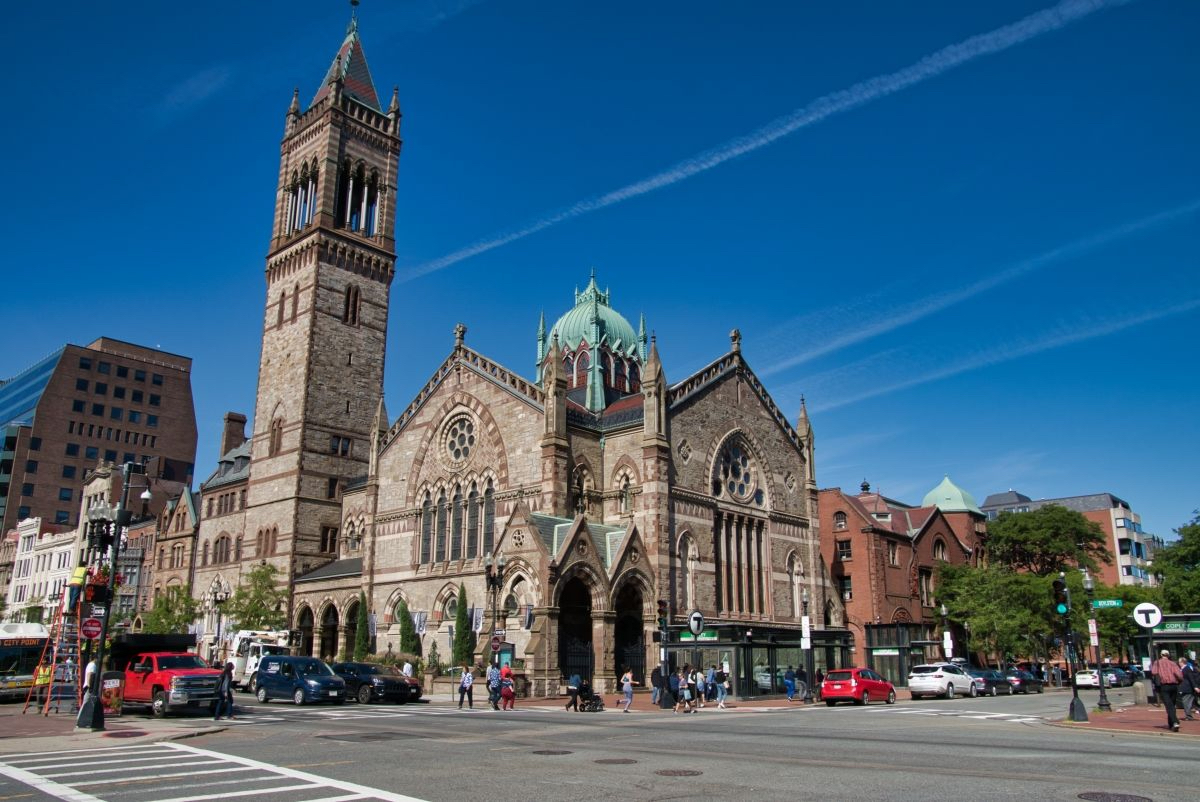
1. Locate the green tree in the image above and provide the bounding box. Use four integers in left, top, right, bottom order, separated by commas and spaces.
452, 583, 472, 667
354, 591, 370, 661
222, 563, 287, 630
1092, 581, 1161, 659
987, 505, 1111, 576
938, 564, 1051, 666
141, 586, 201, 634
1155, 512, 1200, 614
396, 598, 420, 656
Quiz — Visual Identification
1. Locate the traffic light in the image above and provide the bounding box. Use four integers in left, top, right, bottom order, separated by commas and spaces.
83, 583, 110, 605
656, 599, 669, 629
1051, 577, 1070, 615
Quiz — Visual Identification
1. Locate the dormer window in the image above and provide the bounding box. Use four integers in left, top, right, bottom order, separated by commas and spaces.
834, 511, 847, 530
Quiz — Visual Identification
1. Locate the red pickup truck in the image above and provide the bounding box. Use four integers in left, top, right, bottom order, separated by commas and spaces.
123, 652, 223, 717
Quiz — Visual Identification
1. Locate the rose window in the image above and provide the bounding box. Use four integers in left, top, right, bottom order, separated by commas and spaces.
714, 441, 760, 504
445, 417, 476, 463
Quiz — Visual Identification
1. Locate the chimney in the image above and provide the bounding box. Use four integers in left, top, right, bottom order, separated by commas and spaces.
221, 412, 248, 456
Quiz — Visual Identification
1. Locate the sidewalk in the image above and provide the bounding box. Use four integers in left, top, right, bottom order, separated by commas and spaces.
453, 693, 811, 714
0, 704, 225, 756
1051, 702, 1200, 737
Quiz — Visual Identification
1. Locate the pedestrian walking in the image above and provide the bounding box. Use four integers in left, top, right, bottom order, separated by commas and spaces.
486, 662, 501, 710
715, 665, 728, 708
706, 665, 717, 702
784, 666, 797, 701
564, 672, 581, 711
214, 662, 235, 721
402, 660, 413, 677
1179, 657, 1200, 721
457, 663, 474, 709
685, 665, 699, 710
673, 668, 693, 714
650, 665, 663, 706
1150, 649, 1184, 732
500, 665, 516, 710
693, 667, 706, 708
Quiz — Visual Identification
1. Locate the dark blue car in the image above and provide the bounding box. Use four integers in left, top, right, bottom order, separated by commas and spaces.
255, 655, 345, 705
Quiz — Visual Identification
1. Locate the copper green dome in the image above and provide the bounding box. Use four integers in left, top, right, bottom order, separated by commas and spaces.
923, 475, 982, 515
548, 273, 641, 357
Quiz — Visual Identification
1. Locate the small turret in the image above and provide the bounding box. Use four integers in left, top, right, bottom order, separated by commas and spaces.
285, 88, 301, 134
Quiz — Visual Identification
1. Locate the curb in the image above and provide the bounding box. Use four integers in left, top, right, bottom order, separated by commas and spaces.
1046, 720, 1200, 739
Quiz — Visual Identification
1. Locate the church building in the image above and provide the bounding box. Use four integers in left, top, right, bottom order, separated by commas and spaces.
192, 12, 849, 697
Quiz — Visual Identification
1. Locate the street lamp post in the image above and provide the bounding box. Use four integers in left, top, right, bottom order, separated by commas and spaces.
940, 603, 953, 661
1082, 570, 1112, 712
801, 588, 814, 703
76, 462, 149, 731
210, 586, 231, 665
484, 552, 506, 667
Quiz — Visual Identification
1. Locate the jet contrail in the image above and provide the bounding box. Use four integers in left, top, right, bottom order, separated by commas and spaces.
400, 0, 1133, 281
758, 197, 1200, 378
808, 297, 1200, 414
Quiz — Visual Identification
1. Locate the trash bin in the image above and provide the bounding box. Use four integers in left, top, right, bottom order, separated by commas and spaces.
100, 671, 124, 717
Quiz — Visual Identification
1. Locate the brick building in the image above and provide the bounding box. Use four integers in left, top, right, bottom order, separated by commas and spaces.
189, 12, 848, 696
981, 490, 1162, 587
0, 338, 197, 538
818, 477, 986, 684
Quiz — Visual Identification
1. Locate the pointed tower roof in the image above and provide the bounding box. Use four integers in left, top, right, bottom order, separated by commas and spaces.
922, 475, 983, 515
311, 15, 382, 112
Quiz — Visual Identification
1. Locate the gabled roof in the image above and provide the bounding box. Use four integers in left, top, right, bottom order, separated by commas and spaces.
201, 438, 252, 491
528, 513, 627, 571
311, 18, 382, 112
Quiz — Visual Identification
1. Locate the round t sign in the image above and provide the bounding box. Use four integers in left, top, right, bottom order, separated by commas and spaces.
1132, 602, 1162, 630
80, 618, 103, 640
688, 610, 705, 637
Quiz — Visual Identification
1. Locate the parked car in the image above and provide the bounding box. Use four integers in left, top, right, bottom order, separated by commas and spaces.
821, 668, 896, 706
967, 669, 1014, 696
908, 663, 976, 699
332, 662, 411, 704
1005, 669, 1045, 694
255, 655, 345, 705
400, 673, 423, 701
1103, 668, 1132, 687
1074, 669, 1100, 688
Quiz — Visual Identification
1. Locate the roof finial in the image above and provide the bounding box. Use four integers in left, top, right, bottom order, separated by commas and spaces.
454, 322, 467, 348
861, 479, 871, 493
730, 328, 741, 353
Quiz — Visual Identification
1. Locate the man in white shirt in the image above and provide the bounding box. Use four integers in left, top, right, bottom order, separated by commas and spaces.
402, 661, 413, 677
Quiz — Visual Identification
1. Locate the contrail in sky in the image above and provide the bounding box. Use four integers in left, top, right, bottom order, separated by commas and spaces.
758, 198, 1200, 377
400, 0, 1133, 281
808, 297, 1200, 414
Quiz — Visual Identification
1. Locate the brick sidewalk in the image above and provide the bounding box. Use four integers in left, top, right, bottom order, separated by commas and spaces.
0, 703, 224, 755
1053, 702, 1200, 737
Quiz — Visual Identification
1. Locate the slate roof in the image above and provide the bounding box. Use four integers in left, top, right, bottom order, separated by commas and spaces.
201, 438, 252, 491
981, 490, 1032, 508
295, 557, 363, 583
528, 513, 627, 571
311, 18, 382, 112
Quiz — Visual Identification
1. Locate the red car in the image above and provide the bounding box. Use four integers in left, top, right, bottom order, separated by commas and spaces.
821, 667, 897, 706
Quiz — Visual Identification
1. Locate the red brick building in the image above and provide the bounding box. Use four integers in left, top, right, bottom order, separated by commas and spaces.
818, 477, 986, 684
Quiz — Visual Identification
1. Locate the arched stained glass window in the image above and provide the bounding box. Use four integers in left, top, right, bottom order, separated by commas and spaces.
435, 491, 447, 562
483, 480, 495, 556
420, 494, 432, 563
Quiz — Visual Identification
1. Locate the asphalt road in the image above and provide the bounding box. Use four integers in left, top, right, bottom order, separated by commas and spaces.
0, 686, 1191, 802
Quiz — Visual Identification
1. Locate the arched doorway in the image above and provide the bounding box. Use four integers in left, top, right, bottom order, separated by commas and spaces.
613, 583, 645, 684
558, 576, 593, 681
297, 607, 314, 657
345, 600, 360, 660
320, 605, 340, 660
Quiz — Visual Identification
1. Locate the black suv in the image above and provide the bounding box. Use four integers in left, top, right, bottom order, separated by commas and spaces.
332, 662, 411, 704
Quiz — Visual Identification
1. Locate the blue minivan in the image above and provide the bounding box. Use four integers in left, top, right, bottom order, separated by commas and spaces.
255, 655, 346, 705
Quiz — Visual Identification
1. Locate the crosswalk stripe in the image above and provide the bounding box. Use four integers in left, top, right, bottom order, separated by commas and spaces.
152, 781, 323, 802
69, 765, 259, 787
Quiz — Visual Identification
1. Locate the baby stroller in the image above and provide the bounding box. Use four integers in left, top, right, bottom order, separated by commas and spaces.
578, 679, 605, 712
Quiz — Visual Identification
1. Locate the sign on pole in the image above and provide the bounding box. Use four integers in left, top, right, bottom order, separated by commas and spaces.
1091, 599, 1123, 609
494, 628, 506, 639
490, 635, 502, 652
942, 631, 954, 659
688, 610, 705, 637
80, 618, 103, 640
801, 615, 811, 640
1132, 602, 1163, 629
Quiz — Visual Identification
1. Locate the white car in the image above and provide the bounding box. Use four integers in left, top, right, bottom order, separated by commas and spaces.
908, 663, 977, 699
1074, 669, 1100, 688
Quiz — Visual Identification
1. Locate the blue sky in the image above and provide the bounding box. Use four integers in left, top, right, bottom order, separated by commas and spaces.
2, 1, 1197, 542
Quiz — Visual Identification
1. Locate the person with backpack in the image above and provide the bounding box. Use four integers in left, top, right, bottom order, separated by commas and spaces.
1179, 656, 1199, 721
650, 665, 663, 706
784, 666, 797, 701
499, 665, 516, 710
714, 665, 728, 709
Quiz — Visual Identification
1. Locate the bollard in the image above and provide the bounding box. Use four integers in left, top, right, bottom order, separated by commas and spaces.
1132, 680, 1147, 706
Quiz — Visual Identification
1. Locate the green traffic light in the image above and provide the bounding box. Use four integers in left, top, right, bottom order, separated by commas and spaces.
1056, 603, 1069, 614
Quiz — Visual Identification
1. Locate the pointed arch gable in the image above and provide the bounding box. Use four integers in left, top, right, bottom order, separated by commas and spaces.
704, 425, 778, 510
403, 390, 512, 508
609, 455, 640, 488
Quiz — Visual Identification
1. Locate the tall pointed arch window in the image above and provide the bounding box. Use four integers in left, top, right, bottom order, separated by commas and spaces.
601, 352, 613, 387
575, 351, 590, 388
483, 480, 495, 556
336, 160, 380, 236
269, 418, 283, 457
629, 364, 640, 392
277, 289, 286, 328
419, 494, 432, 563
466, 483, 479, 559
291, 283, 299, 322
450, 487, 463, 560
343, 285, 361, 325
435, 491, 447, 562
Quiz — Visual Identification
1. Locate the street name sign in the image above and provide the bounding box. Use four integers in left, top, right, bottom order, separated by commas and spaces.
1091, 599, 1123, 609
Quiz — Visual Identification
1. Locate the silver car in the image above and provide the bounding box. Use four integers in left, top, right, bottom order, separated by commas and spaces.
908, 663, 977, 699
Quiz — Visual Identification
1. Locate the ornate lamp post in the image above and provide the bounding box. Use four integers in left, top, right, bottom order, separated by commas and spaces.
1082, 570, 1112, 712
484, 552, 506, 667
802, 588, 814, 703
76, 462, 149, 731
209, 585, 231, 665
940, 603, 953, 661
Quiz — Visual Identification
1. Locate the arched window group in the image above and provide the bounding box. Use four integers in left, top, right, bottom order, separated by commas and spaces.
285, 159, 318, 234
561, 347, 641, 393
170, 543, 185, 569
213, 535, 231, 564
255, 527, 278, 557
419, 478, 496, 565
335, 159, 381, 237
